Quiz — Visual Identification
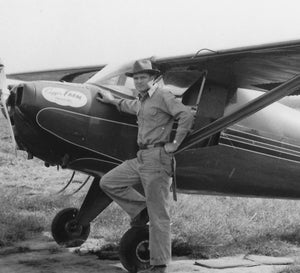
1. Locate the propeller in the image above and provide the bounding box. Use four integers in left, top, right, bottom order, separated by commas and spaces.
0, 60, 17, 155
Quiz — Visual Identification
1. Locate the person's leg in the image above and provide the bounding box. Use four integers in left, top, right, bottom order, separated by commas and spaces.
139, 148, 172, 266
100, 158, 146, 219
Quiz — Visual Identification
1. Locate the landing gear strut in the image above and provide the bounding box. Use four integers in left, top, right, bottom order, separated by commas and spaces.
51, 177, 151, 272
51, 177, 112, 247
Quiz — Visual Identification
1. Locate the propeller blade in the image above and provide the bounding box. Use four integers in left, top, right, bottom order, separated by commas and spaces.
0, 60, 17, 155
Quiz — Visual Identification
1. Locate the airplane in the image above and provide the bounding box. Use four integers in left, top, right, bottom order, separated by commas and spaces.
2, 39, 300, 272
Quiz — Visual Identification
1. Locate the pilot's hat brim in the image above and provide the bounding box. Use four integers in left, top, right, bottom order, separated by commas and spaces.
125, 59, 160, 77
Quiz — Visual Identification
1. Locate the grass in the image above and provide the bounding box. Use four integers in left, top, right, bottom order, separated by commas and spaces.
1, 114, 300, 264
173, 196, 300, 258
90, 195, 300, 258
0, 188, 79, 246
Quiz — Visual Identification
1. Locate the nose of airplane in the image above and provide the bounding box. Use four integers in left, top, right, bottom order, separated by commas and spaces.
12, 82, 36, 111
7, 81, 49, 157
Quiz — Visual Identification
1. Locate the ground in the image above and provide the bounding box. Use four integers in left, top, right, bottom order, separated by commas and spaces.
0, 233, 298, 273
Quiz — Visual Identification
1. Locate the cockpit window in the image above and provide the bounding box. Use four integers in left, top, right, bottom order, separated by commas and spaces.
86, 60, 137, 97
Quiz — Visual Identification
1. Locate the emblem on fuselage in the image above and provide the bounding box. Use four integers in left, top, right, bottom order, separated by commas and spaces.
42, 87, 87, 108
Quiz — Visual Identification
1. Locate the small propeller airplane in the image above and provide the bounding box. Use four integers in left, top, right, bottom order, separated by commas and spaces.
2, 39, 300, 272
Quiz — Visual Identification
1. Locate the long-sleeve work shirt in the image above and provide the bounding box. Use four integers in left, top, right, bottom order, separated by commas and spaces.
114, 85, 194, 147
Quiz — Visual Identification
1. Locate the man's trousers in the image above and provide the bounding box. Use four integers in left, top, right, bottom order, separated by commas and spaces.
100, 147, 172, 266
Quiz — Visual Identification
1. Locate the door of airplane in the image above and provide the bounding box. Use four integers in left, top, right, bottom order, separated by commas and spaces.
178, 71, 230, 147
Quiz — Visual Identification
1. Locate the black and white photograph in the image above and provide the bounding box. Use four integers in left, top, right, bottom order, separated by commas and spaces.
1, 0, 300, 272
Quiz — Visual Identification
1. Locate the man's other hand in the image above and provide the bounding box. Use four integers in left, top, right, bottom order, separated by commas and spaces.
164, 141, 179, 153
96, 90, 115, 104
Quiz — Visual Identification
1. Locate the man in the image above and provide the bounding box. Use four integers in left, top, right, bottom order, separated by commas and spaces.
97, 59, 194, 273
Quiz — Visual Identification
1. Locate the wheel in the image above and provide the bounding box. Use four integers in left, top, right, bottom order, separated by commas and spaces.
51, 207, 90, 247
119, 226, 150, 273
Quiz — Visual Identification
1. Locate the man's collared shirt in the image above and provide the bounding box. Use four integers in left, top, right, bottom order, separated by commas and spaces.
116, 85, 194, 147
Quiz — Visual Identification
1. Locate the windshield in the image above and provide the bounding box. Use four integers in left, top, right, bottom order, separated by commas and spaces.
86, 60, 137, 97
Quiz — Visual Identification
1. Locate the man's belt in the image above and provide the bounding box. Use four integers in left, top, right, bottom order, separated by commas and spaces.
139, 142, 165, 150
139, 142, 177, 201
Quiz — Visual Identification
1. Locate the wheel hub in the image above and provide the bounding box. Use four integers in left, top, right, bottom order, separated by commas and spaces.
65, 220, 83, 237
136, 240, 150, 263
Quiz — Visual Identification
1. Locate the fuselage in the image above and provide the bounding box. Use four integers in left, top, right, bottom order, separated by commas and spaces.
7, 78, 300, 200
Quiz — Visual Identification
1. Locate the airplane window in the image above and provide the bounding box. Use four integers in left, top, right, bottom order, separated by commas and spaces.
124, 76, 135, 90
87, 61, 133, 85
86, 60, 137, 97
99, 75, 136, 97
102, 75, 119, 85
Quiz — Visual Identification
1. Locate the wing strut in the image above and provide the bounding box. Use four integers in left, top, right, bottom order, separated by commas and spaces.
195, 70, 207, 107
175, 74, 300, 155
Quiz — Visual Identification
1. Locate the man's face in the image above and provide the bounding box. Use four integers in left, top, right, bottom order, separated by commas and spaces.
133, 73, 154, 92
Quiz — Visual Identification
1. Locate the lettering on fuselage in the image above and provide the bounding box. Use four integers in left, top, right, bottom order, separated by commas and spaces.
42, 87, 87, 108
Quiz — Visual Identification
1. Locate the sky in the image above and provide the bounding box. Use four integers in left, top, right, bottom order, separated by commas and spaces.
1, 0, 300, 73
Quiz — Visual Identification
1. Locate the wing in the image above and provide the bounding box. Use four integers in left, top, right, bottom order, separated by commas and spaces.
155, 39, 300, 94
7, 40, 300, 89
7, 65, 105, 83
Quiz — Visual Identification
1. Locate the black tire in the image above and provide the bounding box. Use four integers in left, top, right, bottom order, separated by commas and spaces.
119, 226, 150, 273
51, 207, 90, 247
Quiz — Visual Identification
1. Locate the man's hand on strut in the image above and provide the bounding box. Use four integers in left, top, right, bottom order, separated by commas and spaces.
96, 90, 115, 104
164, 141, 179, 154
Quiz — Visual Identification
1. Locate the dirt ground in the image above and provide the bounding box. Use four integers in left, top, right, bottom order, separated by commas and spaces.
0, 235, 197, 273
0, 233, 125, 273
0, 233, 295, 273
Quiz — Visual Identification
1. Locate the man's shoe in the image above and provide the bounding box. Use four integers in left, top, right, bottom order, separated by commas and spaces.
139, 265, 167, 273
130, 208, 149, 227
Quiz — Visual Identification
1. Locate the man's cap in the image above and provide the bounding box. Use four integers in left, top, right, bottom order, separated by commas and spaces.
125, 59, 160, 77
